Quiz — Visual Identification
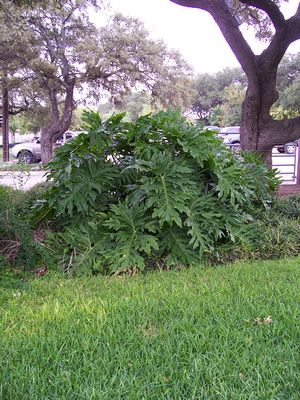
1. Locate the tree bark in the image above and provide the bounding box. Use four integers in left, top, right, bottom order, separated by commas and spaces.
170, 0, 300, 168
2, 67, 9, 162
40, 80, 75, 164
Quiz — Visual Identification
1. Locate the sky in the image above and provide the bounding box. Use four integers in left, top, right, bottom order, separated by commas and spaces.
106, 0, 300, 74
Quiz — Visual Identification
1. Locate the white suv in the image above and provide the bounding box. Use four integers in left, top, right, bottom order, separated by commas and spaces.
11, 131, 79, 163
218, 126, 240, 146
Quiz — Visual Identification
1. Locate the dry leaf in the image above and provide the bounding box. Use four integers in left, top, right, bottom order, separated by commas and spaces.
253, 316, 273, 325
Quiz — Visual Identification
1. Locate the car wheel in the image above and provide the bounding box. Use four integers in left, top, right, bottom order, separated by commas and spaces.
18, 150, 34, 164
277, 146, 285, 153
285, 144, 296, 154
231, 142, 241, 153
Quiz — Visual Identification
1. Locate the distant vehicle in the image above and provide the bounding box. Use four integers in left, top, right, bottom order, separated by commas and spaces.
203, 125, 221, 132
218, 126, 298, 154
218, 126, 240, 147
11, 131, 80, 164
277, 141, 298, 154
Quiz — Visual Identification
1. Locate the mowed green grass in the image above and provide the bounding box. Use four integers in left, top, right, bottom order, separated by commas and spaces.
0, 259, 299, 399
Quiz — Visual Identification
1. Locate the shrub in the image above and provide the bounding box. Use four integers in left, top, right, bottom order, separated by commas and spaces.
247, 195, 300, 259
0, 184, 50, 269
40, 110, 280, 274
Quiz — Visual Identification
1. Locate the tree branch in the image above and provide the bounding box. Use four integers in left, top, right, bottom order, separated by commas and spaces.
239, 0, 285, 30
170, 0, 209, 9
260, 14, 300, 72
267, 115, 300, 144
170, 1, 258, 84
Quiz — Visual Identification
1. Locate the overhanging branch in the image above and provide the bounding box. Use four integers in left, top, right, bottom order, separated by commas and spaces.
260, 14, 300, 71
239, 0, 285, 30
170, 0, 209, 9
170, 0, 257, 83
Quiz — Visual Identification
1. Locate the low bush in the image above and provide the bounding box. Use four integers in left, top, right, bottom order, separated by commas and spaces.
38, 110, 279, 274
207, 195, 300, 264
0, 184, 50, 270
249, 195, 300, 259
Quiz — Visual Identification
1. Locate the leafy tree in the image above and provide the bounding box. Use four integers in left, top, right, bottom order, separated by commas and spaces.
119, 92, 152, 121
0, 3, 35, 160
209, 105, 223, 126
191, 73, 221, 122
2, 1, 192, 163
192, 56, 300, 126
221, 83, 245, 126
191, 67, 246, 123
271, 105, 299, 120
98, 91, 152, 121
170, 0, 300, 167
277, 75, 300, 113
276, 53, 300, 92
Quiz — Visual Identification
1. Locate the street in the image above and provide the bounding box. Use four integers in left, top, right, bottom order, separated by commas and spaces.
0, 170, 48, 190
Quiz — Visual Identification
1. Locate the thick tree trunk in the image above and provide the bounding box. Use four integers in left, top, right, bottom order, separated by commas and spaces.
40, 133, 54, 164
40, 80, 75, 164
240, 60, 300, 169
2, 68, 9, 162
240, 83, 274, 168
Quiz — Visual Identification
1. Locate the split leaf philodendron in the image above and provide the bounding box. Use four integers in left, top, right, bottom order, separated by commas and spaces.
40, 109, 280, 274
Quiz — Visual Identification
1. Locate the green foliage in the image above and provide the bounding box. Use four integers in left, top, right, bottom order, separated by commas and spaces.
277, 75, 300, 117
104, 203, 159, 272
247, 195, 300, 260
220, 83, 245, 126
0, 184, 50, 269
191, 67, 246, 124
99, 91, 153, 122
41, 109, 279, 274
209, 194, 300, 264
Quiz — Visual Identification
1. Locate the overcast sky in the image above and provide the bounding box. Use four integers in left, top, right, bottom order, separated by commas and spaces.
107, 0, 300, 74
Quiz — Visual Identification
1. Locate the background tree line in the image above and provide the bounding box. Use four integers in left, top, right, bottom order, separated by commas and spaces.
0, 0, 192, 162
191, 53, 300, 127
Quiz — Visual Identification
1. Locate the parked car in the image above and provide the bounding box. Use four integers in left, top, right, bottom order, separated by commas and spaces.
218, 126, 240, 147
203, 125, 221, 132
11, 131, 80, 163
218, 126, 298, 154
277, 141, 298, 154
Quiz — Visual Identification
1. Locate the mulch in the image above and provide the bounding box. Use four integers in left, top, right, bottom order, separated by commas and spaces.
277, 185, 300, 197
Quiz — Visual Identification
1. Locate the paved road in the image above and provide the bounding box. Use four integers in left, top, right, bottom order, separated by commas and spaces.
0, 170, 48, 190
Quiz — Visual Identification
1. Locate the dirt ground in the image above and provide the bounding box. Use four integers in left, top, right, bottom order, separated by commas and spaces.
277, 185, 300, 196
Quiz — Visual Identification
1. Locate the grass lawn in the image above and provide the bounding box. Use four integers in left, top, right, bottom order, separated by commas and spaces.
0, 258, 299, 399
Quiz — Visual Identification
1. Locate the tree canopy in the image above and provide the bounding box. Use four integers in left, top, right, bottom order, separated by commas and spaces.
1, 0, 193, 162
191, 67, 246, 123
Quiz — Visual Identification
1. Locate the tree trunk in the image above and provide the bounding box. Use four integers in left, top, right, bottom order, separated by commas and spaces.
240, 59, 300, 169
40, 80, 75, 164
40, 132, 54, 164
240, 85, 274, 169
2, 68, 9, 162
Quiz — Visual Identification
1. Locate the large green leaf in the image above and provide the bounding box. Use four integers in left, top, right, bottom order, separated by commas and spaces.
104, 203, 159, 272
132, 150, 197, 227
